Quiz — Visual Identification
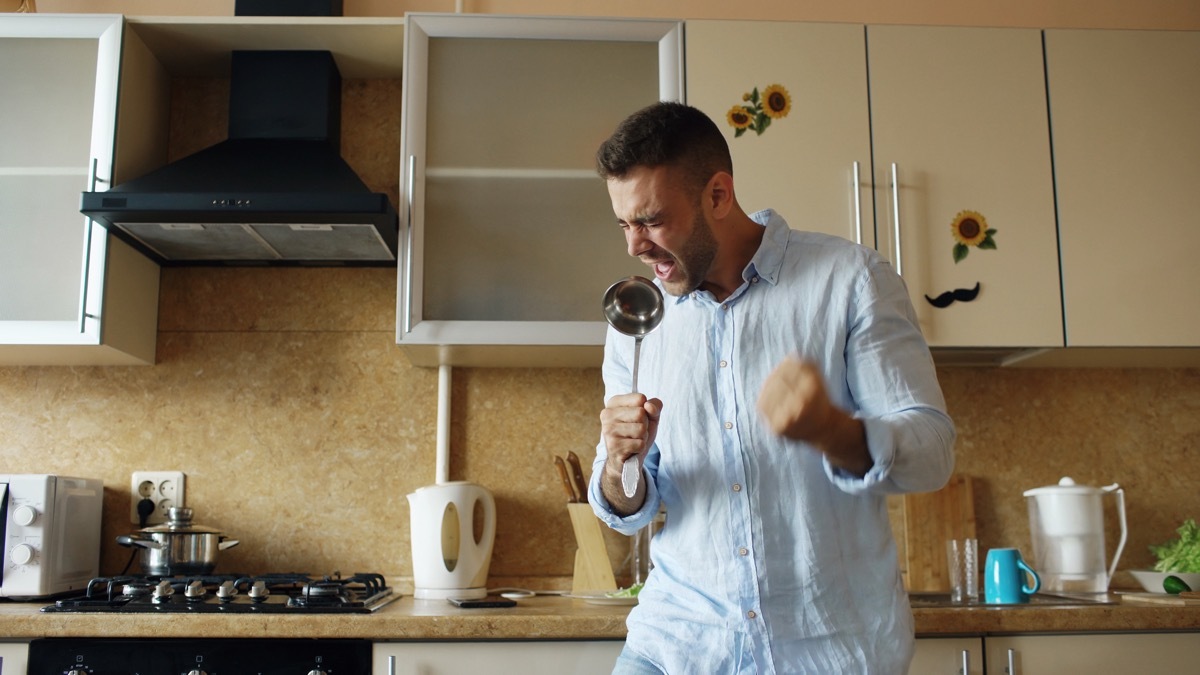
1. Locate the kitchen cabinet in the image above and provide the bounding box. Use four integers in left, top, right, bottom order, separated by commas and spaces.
912, 636, 984, 674
1044, 29, 1200, 348
397, 14, 684, 367
0, 14, 158, 366
373, 640, 624, 674
686, 22, 1063, 351
985, 632, 1200, 673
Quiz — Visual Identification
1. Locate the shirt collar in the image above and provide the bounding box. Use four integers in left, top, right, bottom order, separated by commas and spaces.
745, 208, 788, 287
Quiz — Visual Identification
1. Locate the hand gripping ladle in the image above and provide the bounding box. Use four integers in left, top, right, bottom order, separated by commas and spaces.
602, 276, 666, 498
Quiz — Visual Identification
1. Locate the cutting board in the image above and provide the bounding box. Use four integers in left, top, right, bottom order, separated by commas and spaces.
1120, 591, 1200, 606
903, 474, 977, 592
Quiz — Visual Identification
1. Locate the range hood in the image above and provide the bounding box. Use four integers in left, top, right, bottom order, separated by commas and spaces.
81, 49, 398, 266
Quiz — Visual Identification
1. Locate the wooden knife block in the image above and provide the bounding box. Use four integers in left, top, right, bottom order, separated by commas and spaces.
567, 503, 617, 594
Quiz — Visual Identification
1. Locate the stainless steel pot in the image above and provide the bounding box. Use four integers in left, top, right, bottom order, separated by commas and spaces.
116, 507, 240, 575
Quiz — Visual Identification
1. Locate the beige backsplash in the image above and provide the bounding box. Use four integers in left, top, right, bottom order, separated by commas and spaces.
1, 266, 1197, 590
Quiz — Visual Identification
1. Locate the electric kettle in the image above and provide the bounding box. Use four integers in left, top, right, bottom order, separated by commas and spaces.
1023, 477, 1127, 593
407, 481, 496, 600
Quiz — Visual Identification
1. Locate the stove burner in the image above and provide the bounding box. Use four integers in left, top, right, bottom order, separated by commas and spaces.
42, 572, 396, 614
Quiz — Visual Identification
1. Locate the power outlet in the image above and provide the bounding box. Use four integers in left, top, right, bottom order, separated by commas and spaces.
130, 471, 186, 525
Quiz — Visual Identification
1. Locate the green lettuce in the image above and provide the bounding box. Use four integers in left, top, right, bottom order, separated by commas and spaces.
1150, 519, 1200, 573
605, 582, 644, 598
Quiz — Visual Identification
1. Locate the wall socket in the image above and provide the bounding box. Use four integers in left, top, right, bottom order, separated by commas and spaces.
130, 471, 186, 525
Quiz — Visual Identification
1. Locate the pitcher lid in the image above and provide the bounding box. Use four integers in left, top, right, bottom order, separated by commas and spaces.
1023, 476, 1118, 497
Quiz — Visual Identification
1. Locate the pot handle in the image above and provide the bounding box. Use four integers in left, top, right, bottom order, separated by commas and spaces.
116, 534, 163, 550
218, 538, 240, 551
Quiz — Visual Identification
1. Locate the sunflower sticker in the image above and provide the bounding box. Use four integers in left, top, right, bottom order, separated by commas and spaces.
950, 210, 997, 263
726, 84, 791, 137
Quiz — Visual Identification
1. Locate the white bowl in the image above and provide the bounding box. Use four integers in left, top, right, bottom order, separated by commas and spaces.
1129, 570, 1200, 594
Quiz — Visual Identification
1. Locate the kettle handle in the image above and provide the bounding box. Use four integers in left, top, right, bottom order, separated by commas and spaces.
461, 488, 497, 558
1102, 484, 1128, 587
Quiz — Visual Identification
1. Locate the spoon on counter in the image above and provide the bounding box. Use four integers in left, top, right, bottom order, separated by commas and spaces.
602, 276, 665, 498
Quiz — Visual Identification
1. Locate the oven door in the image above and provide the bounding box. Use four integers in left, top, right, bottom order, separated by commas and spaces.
0, 641, 30, 674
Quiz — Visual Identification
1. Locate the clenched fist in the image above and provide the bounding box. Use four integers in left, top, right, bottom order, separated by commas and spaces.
757, 357, 872, 476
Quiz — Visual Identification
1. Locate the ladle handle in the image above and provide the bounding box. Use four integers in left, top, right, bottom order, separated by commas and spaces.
622, 337, 644, 498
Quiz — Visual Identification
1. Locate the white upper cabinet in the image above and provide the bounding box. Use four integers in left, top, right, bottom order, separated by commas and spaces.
686, 21, 874, 247
687, 22, 1064, 351
397, 14, 684, 367
0, 14, 159, 366
1045, 29, 1200, 348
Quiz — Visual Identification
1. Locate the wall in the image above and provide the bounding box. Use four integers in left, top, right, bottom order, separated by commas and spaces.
4, 0, 1198, 592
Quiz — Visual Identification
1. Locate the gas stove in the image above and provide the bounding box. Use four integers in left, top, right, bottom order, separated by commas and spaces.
40, 572, 397, 614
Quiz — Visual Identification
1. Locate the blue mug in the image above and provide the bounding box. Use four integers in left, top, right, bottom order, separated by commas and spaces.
984, 547, 1040, 604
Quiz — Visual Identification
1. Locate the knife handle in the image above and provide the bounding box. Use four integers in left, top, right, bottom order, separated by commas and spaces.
554, 456, 578, 503
566, 451, 589, 504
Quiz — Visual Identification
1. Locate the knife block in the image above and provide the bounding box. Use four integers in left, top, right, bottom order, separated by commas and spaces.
567, 503, 617, 594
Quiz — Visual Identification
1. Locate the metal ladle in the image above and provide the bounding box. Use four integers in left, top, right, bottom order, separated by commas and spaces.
602, 276, 665, 498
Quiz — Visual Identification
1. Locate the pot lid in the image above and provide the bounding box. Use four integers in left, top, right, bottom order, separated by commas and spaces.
141, 507, 223, 534
1023, 476, 1118, 497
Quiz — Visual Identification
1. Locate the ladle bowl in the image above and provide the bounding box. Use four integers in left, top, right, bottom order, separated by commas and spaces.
603, 276, 665, 338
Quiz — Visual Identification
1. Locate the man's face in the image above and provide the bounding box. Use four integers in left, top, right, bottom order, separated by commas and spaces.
607, 165, 717, 297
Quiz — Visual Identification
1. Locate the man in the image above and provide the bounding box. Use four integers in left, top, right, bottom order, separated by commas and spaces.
587, 101, 956, 674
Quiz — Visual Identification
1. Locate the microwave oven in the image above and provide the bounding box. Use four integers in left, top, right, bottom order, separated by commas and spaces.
0, 475, 103, 600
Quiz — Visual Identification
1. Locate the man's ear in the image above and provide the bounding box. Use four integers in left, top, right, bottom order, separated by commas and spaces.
707, 171, 735, 219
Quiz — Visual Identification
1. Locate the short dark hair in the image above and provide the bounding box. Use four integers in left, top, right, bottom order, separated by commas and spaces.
596, 101, 733, 198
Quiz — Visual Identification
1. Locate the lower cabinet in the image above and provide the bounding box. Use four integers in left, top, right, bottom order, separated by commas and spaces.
373, 641, 624, 675
912, 636, 984, 675
985, 633, 1200, 674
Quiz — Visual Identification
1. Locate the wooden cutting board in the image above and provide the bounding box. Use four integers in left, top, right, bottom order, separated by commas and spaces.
903, 474, 977, 592
1119, 592, 1200, 606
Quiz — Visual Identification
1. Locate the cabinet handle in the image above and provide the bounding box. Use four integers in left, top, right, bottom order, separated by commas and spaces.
890, 162, 903, 277
403, 154, 416, 335
388, 654, 396, 675
1006, 647, 1016, 674
960, 648, 969, 675
852, 161, 863, 245
79, 157, 108, 333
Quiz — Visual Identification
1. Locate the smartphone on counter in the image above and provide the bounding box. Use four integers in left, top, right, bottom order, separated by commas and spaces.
447, 595, 517, 608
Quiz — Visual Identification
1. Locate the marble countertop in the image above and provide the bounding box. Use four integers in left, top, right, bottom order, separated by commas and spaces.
0, 594, 1198, 640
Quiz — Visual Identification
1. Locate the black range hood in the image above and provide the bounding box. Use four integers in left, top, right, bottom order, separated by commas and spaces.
82, 48, 398, 266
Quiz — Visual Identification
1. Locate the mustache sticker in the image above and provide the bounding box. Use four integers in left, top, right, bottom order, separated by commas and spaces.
925, 282, 981, 308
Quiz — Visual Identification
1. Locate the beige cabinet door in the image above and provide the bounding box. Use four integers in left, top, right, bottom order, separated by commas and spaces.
374, 641, 624, 674
912, 636, 984, 675
986, 633, 1200, 673
686, 20, 874, 247
869, 26, 1063, 348
1045, 30, 1200, 347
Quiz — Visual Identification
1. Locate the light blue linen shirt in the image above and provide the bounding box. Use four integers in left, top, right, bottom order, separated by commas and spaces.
589, 209, 956, 674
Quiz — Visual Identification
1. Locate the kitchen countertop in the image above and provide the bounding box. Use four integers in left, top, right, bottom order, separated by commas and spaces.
0, 595, 1198, 641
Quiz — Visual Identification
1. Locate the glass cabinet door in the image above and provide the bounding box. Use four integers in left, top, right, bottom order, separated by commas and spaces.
398, 14, 684, 367
0, 15, 121, 347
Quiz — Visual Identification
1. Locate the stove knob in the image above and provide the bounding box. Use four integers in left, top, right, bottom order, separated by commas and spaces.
306, 670, 328, 675
66, 670, 90, 675
186, 670, 208, 675
9, 543, 34, 566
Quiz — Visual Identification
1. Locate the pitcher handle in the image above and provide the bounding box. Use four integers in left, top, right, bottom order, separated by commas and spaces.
1102, 484, 1128, 588
1019, 559, 1041, 595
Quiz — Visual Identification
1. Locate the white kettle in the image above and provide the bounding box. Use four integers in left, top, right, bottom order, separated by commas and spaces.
407, 481, 496, 600
1024, 477, 1127, 594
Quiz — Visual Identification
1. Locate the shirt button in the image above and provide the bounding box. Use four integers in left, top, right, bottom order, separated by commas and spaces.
747, 610, 757, 619
722, 303, 729, 311
751, 276, 760, 283
738, 547, 749, 556
724, 421, 733, 430
719, 359, 728, 368
732, 483, 742, 492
